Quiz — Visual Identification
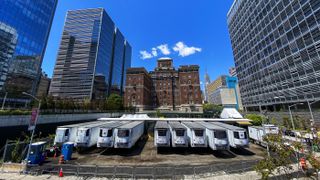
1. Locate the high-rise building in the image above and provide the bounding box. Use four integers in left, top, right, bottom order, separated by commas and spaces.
0, 23, 17, 92
0, 0, 57, 105
49, 8, 131, 101
206, 75, 243, 110
229, 67, 237, 77
204, 71, 211, 102
110, 29, 132, 95
36, 72, 51, 98
124, 58, 203, 112
228, 0, 320, 110
122, 41, 132, 93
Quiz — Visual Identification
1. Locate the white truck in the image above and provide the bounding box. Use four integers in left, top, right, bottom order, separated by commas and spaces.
248, 124, 279, 146
198, 122, 229, 150
212, 122, 249, 148
114, 121, 145, 148
75, 121, 111, 148
168, 122, 188, 147
154, 121, 171, 147
182, 122, 207, 148
97, 121, 128, 148
54, 121, 99, 145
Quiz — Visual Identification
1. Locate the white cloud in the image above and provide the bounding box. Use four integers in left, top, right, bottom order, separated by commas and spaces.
157, 44, 171, 55
173, 41, 202, 57
151, 48, 158, 57
140, 50, 153, 60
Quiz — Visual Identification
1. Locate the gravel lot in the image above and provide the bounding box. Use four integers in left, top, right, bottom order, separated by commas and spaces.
46, 135, 266, 166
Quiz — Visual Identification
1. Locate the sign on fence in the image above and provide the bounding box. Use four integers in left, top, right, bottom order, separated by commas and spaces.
28, 108, 38, 131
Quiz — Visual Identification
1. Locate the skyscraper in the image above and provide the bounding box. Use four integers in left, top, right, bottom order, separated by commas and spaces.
228, 0, 320, 110
0, 0, 57, 105
110, 29, 125, 95
0, 23, 17, 92
49, 8, 131, 101
204, 71, 211, 102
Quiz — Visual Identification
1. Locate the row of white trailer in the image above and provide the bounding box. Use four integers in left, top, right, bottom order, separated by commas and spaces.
54, 121, 145, 149
54, 120, 250, 150
154, 121, 249, 150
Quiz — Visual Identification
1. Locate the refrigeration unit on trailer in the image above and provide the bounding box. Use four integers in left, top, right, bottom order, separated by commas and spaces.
97, 121, 128, 148
154, 121, 171, 147
114, 121, 145, 148
249, 124, 279, 146
54, 121, 99, 145
198, 122, 229, 150
212, 122, 249, 148
182, 122, 207, 147
75, 121, 111, 148
168, 122, 188, 147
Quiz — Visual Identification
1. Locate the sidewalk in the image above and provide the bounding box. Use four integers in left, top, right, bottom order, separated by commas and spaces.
0, 170, 308, 180
0, 163, 311, 180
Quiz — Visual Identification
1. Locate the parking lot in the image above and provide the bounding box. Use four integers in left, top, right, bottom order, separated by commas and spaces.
46, 135, 265, 167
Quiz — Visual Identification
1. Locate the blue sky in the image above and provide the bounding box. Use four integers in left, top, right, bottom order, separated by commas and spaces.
42, 0, 235, 88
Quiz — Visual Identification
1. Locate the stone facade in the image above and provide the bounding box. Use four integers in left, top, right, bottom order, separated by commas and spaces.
124, 58, 202, 112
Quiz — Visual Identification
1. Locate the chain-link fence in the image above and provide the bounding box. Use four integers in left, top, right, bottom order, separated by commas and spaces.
1, 140, 28, 163
25, 160, 259, 179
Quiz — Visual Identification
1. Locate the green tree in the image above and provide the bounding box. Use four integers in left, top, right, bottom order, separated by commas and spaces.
156, 109, 164, 117
270, 117, 278, 126
106, 94, 123, 110
203, 103, 223, 112
40, 96, 48, 110
282, 116, 290, 129
245, 114, 264, 126
11, 139, 23, 163
46, 96, 55, 110
255, 134, 304, 179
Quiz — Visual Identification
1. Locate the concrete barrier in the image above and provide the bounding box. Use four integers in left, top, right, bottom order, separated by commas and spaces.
1, 163, 26, 173
0, 112, 122, 127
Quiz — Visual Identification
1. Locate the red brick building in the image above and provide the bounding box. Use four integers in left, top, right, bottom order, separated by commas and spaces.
124, 58, 202, 112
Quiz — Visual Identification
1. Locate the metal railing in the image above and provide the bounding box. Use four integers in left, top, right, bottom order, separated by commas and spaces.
25, 160, 259, 179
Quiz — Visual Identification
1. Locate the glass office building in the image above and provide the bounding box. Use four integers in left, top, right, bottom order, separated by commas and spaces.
110, 29, 125, 94
0, 23, 17, 92
122, 41, 132, 93
0, 0, 57, 103
50, 8, 132, 101
228, 0, 320, 110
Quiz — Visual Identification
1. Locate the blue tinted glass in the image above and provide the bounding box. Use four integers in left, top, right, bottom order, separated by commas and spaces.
0, 0, 57, 101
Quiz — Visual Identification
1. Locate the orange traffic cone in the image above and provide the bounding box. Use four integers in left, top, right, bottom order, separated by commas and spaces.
59, 168, 64, 177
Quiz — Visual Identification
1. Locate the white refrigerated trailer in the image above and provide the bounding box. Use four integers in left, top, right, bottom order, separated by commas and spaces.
248, 125, 279, 146
97, 121, 128, 148
114, 121, 145, 148
75, 121, 112, 148
154, 121, 171, 147
168, 122, 188, 147
198, 122, 229, 150
211, 122, 249, 148
54, 121, 99, 145
182, 122, 207, 147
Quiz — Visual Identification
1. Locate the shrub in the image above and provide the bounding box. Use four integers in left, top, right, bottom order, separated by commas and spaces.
245, 114, 265, 126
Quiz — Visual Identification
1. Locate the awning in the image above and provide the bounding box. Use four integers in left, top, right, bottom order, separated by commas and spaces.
237, 121, 252, 125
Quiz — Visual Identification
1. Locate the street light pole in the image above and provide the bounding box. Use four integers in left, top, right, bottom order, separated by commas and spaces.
288, 103, 305, 131
22, 92, 41, 169
289, 105, 296, 131
307, 99, 320, 152
1, 92, 8, 110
